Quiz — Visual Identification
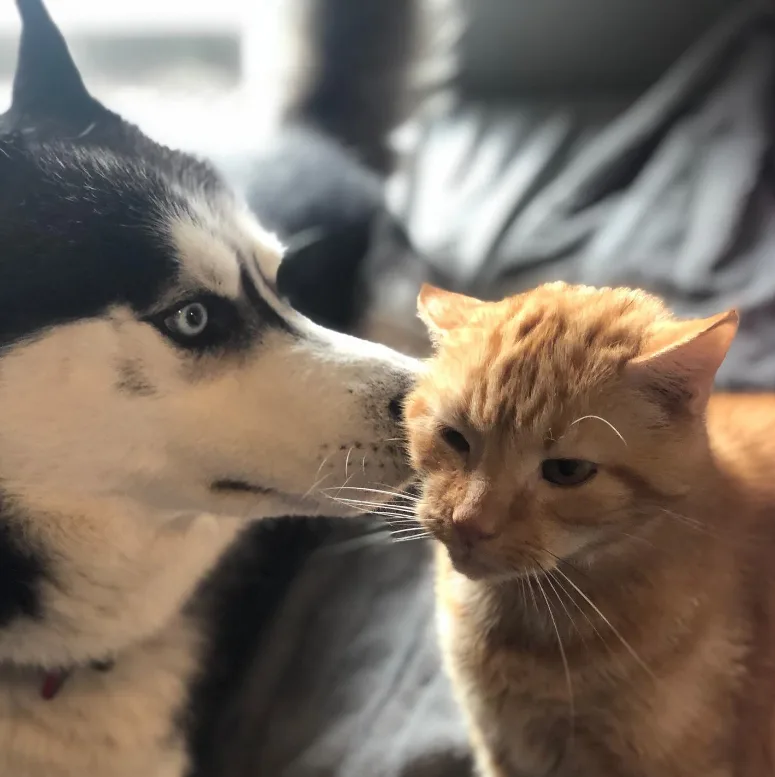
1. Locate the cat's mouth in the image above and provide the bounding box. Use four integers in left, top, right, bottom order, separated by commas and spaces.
444, 537, 551, 581
445, 542, 514, 580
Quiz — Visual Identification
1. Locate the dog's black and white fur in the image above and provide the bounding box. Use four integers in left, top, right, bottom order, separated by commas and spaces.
0, 2, 417, 774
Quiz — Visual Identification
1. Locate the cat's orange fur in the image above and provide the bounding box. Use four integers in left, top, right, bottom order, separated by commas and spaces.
404, 281, 775, 777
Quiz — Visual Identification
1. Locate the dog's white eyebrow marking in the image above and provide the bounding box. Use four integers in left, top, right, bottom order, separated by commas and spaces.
233, 206, 285, 283
168, 217, 242, 299
167, 200, 285, 303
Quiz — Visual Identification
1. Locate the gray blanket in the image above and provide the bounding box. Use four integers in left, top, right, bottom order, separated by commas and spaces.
213, 6, 775, 775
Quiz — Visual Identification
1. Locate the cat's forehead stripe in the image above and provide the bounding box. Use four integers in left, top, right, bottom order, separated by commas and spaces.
458, 287, 661, 433
607, 464, 674, 504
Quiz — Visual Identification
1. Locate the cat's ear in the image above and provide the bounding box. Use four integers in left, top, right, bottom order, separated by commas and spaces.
626, 310, 738, 414
417, 284, 482, 342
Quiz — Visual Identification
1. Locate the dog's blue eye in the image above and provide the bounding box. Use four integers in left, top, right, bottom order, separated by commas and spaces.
149, 295, 242, 350
166, 302, 208, 337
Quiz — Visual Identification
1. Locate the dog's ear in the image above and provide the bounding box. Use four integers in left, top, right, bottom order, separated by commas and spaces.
0, 0, 115, 138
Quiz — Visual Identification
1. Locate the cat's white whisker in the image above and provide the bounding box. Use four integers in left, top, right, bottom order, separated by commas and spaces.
326, 485, 420, 503
525, 572, 539, 618
553, 567, 654, 679
657, 507, 705, 529
617, 530, 657, 549
550, 568, 633, 680
518, 576, 528, 611
324, 495, 416, 513
656, 507, 736, 542
535, 571, 575, 743
383, 519, 423, 527
368, 481, 422, 499
570, 415, 628, 447
390, 526, 427, 536
545, 570, 585, 646
391, 533, 432, 543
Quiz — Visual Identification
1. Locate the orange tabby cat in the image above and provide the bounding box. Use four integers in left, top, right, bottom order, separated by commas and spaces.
404, 281, 775, 777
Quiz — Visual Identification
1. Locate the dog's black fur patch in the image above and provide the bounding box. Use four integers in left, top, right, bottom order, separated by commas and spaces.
0, 0, 247, 349
0, 142, 189, 347
0, 495, 46, 627
185, 518, 334, 777
115, 359, 156, 397
210, 479, 272, 496
238, 266, 293, 336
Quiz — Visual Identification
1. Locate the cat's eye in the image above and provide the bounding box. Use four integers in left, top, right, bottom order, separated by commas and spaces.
440, 426, 470, 456
541, 458, 597, 487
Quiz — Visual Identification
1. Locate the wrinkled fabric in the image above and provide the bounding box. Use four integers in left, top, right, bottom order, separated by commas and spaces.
402, 4, 775, 388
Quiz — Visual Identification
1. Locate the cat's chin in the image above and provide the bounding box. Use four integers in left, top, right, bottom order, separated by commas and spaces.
446, 546, 507, 581
446, 543, 550, 583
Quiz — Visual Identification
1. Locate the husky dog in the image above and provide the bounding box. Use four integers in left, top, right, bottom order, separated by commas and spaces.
0, 1, 417, 775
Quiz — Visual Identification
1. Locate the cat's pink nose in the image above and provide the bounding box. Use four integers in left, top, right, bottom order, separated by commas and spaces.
453, 520, 496, 546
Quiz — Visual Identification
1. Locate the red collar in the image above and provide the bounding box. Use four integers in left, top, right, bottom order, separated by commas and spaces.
39, 659, 115, 701
40, 668, 71, 700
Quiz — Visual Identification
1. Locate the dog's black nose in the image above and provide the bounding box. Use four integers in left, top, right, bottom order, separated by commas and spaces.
388, 392, 407, 423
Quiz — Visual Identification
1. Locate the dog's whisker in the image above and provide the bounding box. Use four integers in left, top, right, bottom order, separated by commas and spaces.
302, 470, 334, 501
334, 474, 355, 499
300, 454, 334, 500
344, 446, 354, 481
311, 452, 332, 486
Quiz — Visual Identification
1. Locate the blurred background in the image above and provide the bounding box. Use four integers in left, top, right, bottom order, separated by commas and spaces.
2, 1, 772, 775
0, 0, 285, 154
